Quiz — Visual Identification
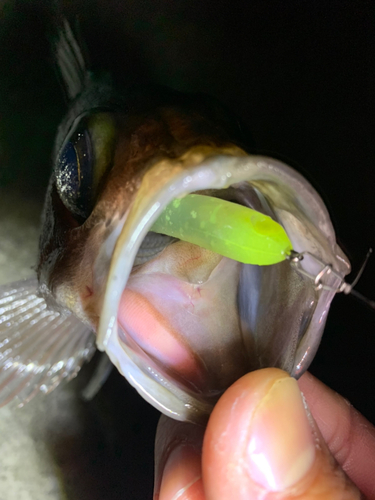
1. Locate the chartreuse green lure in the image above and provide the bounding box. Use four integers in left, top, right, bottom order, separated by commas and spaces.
151, 194, 292, 265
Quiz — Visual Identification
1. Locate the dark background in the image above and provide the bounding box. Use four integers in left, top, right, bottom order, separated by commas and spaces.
0, 1, 374, 498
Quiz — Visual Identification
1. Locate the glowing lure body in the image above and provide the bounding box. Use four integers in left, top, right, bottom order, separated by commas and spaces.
151, 194, 293, 265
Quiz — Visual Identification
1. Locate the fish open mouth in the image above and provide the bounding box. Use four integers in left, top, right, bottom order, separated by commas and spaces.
97, 148, 350, 422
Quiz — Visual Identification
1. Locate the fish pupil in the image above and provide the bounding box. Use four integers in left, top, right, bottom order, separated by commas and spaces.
56, 128, 93, 220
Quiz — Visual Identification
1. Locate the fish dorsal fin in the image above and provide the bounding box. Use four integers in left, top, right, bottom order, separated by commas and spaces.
0, 277, 95, 408
54, 17, 88, 100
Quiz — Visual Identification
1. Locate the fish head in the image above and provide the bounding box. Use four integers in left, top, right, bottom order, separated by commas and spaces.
35, 25, 350, 423
38, 84, 250, 328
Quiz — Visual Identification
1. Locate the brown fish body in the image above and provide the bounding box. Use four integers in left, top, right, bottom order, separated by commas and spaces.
0, 20, 349, 420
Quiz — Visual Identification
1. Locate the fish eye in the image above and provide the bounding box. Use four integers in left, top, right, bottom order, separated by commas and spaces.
55, 113, 116, 220
56, 128, 93, 219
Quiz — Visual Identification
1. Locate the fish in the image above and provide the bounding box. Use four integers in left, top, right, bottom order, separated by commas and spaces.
0, 18, 350, 423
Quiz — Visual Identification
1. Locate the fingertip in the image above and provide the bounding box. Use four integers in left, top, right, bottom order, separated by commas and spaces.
158, 445, 204, 500
298, 371, 375, 499
154, 416, 205, 500
202, 368, 360, 500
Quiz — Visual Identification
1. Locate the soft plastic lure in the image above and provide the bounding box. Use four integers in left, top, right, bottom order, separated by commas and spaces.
151, 194, 293, 265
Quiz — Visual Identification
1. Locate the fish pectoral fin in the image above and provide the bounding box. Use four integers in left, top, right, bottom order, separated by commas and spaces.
0, 277, 96, 408
81, 352, 113, 402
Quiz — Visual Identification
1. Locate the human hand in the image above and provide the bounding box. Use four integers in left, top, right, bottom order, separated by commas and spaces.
154, 368, 375, 499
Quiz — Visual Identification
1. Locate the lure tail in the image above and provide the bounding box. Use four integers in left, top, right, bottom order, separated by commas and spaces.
0, 278, 95, 408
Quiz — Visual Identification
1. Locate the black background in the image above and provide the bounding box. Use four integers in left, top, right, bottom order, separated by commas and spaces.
0, 1, 374, 498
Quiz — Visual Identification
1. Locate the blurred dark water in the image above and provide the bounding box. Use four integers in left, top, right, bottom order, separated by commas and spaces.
0, 1, 374, 498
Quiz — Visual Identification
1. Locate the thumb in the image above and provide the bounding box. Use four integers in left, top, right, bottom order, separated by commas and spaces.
202, 368, 361, 500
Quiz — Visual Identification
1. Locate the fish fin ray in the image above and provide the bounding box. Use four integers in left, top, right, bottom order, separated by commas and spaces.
0, 278, 96, 408
81, 352, 113, 401
54, 17, 88, 100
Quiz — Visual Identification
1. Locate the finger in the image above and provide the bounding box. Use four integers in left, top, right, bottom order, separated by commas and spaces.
202, 368, 361, 500
154, 415, 205, 500
298, 371, 375, 500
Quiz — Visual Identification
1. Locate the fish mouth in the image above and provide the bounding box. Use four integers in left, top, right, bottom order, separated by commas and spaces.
96, 147, 350, 422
